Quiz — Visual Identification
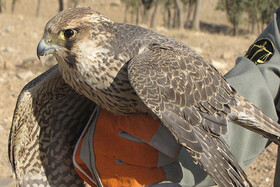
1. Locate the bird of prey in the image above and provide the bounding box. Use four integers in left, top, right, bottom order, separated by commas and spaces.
11, 7, 280, 187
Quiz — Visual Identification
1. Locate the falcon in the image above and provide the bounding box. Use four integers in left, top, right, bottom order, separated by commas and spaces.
13, 7, 280, 186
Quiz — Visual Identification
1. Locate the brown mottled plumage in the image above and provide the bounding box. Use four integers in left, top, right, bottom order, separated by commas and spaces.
10, 7, 280, 187
9, 66, 95, 186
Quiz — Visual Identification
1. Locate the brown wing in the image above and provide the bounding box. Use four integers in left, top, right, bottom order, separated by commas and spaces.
128, 44, 251, 186
9, 65, 95, 186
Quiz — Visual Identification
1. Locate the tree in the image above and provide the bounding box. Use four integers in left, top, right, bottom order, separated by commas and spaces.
243, 0, 280, 34
121, 0, 202, 30
0, 0, 2, 13
150, 0, 159, 28
36, 0, 41, 17
243, 0, 259, 34
173, 0, 184, 29
217, 0, 244, 35
11, 0, 19, 13
59, 0, 64, 12
68, 0, 80, 8
121, 0, 156, 26
191, 0, 201, 30
121, 0, 141, 24
258, 0, 280, 28
183, 0, 195, 28
132, 0, 141, 25
163, 0, 172, 29
122, 0, 130, 23
141, 0, 154, 25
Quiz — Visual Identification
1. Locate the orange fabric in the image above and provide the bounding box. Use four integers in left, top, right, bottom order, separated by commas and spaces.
74, 126, 97, 187
75, 109, 167, 187
113, 111, 161, 142
94, 110, 166, 187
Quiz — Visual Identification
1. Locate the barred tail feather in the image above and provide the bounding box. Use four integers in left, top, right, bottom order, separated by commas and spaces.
229, 94, 280, 144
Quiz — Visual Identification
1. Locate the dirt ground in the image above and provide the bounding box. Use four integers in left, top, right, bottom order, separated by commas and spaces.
0, 0, 278, 186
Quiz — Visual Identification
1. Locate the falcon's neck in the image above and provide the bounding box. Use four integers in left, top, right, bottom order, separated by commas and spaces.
55, 37, 150, 114
55, 23, 167, 114
57, 53, 149, 114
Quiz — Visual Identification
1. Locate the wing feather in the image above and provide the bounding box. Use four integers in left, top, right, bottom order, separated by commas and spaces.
9, 65, 95, 186
128, 44, 250, 186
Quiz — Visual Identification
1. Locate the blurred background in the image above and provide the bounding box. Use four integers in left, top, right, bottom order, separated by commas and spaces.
0, 0, 279, 186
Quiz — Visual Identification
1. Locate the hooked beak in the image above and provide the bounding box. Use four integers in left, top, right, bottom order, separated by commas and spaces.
37, 39, 59, 60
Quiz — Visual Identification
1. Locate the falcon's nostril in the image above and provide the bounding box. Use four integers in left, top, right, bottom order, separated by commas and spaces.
46, 38, 52, 44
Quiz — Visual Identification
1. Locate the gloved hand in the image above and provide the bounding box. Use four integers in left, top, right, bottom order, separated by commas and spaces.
221, 8, 280, 187
74, 107, 183, 187
249, 8, 280, 187
176, 8, 280, 187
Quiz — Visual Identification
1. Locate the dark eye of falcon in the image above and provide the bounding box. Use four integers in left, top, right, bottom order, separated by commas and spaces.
64, 29, 75, 39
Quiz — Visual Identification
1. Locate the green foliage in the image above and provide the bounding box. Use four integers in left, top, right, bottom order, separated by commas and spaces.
244, 0, 280, 32
0, 0, 5, 13
181, 0, 195, 5
122, 0, 280, 33
258, 0, 280, 25
142, 0, 154, 10
11, 0, 20, 13
218, 0, 280, 35
130, 0, 140, 11
217, 0, 244, 35
121, 0, 140, 11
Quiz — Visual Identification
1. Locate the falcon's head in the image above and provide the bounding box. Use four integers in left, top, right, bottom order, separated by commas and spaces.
37, 7, 120, 90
